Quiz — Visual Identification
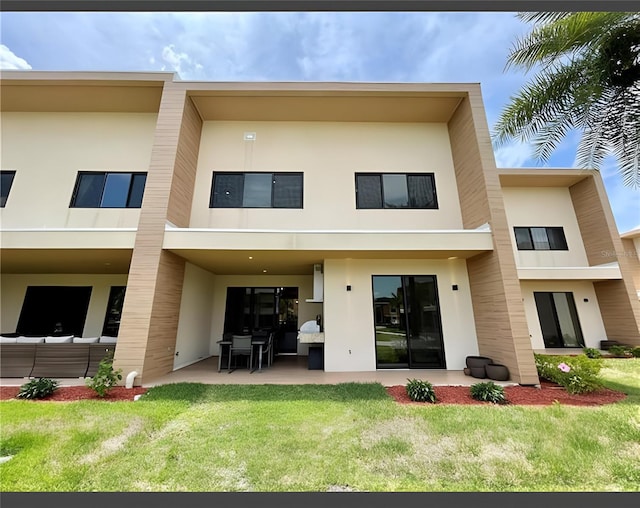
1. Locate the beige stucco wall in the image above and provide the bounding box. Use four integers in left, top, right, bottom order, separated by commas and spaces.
0, 112, 157, 229
502, 187, 589, 267
174, 262, 216, 370
191, 121, 464, 230
0, 273, 128, 337
520, 280, 607, 350
322, 258, 478, 372
209, 273, 316, 356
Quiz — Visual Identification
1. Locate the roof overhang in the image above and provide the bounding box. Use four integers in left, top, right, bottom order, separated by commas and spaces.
183, 82, 474, 122
0, 71, 173, 113
498, 168, 595, 188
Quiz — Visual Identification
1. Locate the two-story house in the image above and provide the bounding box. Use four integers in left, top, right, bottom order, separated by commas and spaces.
2, 71, 639, 385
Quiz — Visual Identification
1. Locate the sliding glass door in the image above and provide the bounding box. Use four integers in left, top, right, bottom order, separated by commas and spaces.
373, 275, 445, 368
534, 292, 585, 348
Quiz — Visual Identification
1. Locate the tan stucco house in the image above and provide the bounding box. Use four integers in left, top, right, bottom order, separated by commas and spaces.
1, 71, 639, 385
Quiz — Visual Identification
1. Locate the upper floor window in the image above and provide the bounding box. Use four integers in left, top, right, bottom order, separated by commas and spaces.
514, 227, 568, 250
70, 172, 147, 208
355, 173, 438, 209
210, 172, 303, 208
0, 171, 16, 207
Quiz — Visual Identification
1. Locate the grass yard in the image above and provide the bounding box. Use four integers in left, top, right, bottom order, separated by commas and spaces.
1, 359, 639, 492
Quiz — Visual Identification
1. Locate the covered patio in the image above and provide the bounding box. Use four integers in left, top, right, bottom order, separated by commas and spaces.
145, 355, 514, 387
0, 355, 518, 387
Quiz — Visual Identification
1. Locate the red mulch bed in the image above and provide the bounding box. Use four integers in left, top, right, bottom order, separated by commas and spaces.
0, 386, 147, 402
387, 381, 626, 406
0, 382, 626, 406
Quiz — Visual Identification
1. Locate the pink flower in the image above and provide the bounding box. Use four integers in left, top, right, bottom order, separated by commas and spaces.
558, 362, 571, 373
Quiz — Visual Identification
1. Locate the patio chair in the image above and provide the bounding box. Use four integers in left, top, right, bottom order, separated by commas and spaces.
228, 335, 252, 373
253, 332, 274, 373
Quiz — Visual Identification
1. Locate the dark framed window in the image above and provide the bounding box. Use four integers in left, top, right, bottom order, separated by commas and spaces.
514, 227, 568, 250
1, 171, 16, 207
70, 172, 147, 208
355, 173, 438, 209
210, 172, 303, 208
534, 292, 585, 348
102, 286, 126, 337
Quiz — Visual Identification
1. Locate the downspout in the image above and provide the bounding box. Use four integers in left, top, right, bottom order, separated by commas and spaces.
125, 371, 139, 389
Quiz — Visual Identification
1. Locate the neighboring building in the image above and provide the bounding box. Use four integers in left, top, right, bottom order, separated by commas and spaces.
1, 71, 639, 385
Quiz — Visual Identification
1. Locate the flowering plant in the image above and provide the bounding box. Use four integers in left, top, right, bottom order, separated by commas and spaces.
534, 354, 603, 394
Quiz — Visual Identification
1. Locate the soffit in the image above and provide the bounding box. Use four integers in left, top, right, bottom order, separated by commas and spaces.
498, 169, 592, 188
0, 249, 132, 274
0, 83, 164, 113
189, 94, 465, 123
167, 248, 486, 276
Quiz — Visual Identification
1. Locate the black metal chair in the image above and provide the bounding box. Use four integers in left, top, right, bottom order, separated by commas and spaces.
227, 335, 252, 373
254, 332, 274, 372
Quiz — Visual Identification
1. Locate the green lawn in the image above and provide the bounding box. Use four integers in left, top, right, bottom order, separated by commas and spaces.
1, 359, 639, 492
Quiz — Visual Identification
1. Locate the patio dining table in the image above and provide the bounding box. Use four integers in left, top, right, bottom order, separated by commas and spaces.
217, 336, 271, 373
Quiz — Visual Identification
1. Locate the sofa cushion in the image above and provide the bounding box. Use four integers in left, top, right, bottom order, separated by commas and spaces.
0, 337, 18, 344
73, 337, 99, 344
45, 335, 74, 344
99, 336, 118, 344
16, 336, 45, 344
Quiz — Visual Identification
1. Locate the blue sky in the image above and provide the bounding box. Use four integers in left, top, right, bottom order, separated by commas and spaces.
1, 11, 638, 232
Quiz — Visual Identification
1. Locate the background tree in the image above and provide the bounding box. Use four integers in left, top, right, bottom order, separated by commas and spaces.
493, 12, 640, 188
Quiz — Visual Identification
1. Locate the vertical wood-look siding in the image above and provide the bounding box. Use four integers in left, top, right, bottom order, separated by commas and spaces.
622, 238, 640, 292
570, 176, 640, 345
114, 84, 204, 382
448, 90, 538, 384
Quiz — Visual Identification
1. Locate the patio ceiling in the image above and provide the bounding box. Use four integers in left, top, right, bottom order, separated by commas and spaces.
0, 249, 132, 274
166, 248, 487, 275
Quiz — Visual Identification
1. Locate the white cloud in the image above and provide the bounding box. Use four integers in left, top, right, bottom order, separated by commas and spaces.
159, 44, 203, 78
0, 44, 32, 70
494, 140, 533, 168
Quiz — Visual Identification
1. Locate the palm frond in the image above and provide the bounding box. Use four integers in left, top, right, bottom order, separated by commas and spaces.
493, 64, 587, 148
516, 12, 573, 24
506, 13, 630, 72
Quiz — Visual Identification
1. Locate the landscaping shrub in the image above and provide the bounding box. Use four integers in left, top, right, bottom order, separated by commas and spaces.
469, 381, 507, 404
17, 378, 59, 400
583, 347, 602, 359
534, 354, 603, 394
630, 347, 640, 358
86, 355, 122, 397
405, 378, 437, 403
607, 345, 630, 358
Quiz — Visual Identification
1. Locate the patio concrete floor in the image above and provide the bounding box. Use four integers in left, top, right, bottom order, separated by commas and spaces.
0, 355, 522, 387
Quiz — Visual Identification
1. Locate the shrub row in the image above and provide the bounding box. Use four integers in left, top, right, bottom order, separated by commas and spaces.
405, 379, 506, 404
534, 353, 603, 394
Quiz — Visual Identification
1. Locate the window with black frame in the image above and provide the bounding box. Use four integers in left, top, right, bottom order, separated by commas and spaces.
0, 171, 16, 207
355, 173, 438, 209
210, 172, 303, 208
514, 227, 568, 250
70, 172, 147, 208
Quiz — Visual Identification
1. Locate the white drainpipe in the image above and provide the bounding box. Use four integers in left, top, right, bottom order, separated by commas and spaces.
125, 371, 139, 389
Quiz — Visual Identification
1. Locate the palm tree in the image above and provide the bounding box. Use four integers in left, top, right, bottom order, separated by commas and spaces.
493, 12, 640, 188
